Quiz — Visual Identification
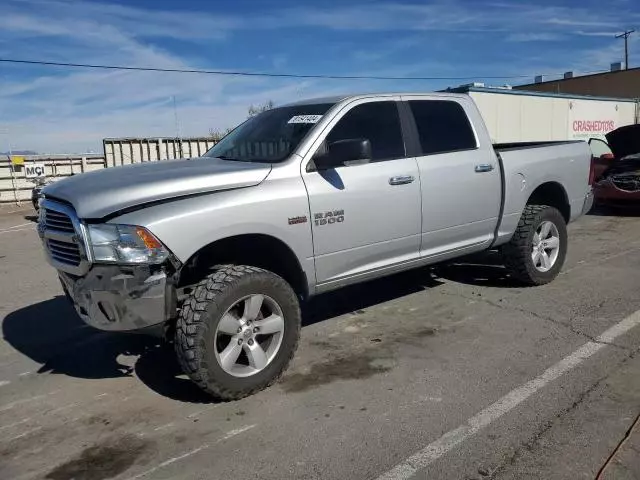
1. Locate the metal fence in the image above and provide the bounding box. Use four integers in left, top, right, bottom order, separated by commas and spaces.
0, 137, 218, 206
0, 155, 106, 205
103, 137, 216, 167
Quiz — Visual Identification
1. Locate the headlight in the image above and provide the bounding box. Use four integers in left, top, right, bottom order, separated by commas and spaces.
87, 224, 169, 264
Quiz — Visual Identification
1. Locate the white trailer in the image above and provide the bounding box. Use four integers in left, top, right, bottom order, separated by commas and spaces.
448, 85, 639, 143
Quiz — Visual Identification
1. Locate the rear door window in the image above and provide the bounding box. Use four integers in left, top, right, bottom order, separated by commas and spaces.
408, 100, 477, 155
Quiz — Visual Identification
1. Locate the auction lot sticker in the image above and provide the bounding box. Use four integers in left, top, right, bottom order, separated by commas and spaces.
288, 115, 323, 124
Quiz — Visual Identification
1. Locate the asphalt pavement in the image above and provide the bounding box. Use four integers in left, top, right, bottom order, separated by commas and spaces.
0, 207, 639, 480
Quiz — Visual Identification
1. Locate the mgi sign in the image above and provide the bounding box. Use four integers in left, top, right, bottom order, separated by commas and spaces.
25, 163, 46, 178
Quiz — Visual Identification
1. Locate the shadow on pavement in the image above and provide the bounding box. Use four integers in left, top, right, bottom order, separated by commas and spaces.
303, 267, 443, 326
432, 251, 521, 289
588, 204, 640, 217
3, 257, 517, 402
2, 296, 213, 404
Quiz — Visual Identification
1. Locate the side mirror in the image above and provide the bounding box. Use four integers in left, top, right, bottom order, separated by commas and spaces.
313, 138, 372, 170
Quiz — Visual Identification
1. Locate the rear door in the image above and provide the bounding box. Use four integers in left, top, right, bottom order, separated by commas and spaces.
402, 96, 502, 258
302, 99, 422, 286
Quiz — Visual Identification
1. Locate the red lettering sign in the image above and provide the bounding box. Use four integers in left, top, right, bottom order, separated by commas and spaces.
572, 120, 615, 133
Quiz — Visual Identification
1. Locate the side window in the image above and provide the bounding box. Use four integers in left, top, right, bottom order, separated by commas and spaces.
408, 100, 477, 155
326, 101, 405, 162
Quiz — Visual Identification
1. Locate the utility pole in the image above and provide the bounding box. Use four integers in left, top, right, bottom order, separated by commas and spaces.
615, 30, 635, 70
172, 95, 183, 157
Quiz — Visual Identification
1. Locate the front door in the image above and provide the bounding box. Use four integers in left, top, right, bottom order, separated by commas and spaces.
302, 100, 422, 286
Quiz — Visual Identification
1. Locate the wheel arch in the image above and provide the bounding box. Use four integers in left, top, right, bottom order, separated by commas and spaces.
177, 233, 309, 299
526, 181, 571, 223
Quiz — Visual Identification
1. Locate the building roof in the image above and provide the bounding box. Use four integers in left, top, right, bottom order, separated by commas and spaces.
516, 66, 640, 89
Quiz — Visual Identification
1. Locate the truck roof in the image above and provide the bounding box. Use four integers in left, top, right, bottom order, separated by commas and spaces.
282, 92, 465, 107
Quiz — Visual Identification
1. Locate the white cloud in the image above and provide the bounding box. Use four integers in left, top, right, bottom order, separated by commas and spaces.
507, 33, 563, 42
577, 34, 640, 71
574, 31, 620, 37
1, 0, 639, 153
0, 0, 310, 153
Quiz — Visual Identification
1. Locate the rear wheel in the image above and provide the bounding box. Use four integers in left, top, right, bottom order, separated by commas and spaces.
175, 265, 301, 400
502, 205, 567, 285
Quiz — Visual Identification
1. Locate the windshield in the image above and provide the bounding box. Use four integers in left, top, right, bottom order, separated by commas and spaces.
204, 103, 334, 163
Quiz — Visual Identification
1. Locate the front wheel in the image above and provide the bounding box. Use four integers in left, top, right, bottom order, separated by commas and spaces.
175, 265, 301, 400
502, 205, 568, 286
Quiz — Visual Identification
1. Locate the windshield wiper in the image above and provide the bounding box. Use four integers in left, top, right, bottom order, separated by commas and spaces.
215, 155, 243, 161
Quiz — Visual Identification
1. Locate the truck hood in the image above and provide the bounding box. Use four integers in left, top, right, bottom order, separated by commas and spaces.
43, 157, 272, 219
606, 124, 640, 160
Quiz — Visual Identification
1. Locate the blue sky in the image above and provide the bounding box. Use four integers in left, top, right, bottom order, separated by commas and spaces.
1, 0, 638, 153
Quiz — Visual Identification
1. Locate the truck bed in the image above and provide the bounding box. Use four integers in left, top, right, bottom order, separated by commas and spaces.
492, 139, 592, 247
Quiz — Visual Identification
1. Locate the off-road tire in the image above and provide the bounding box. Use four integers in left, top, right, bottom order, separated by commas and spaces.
175, 265, 301, 400
502, 205, 568, 286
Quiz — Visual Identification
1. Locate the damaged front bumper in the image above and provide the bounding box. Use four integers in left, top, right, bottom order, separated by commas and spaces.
594, 179, 640, 205
59, 265, 174, 332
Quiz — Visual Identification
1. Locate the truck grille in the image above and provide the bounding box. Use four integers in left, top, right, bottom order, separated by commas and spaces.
46, 238, 82, 266
40, 201, 89, 275
44, 208, 75, 233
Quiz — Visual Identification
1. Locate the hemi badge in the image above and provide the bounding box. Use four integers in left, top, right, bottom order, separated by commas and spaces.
288, 216, 308, 225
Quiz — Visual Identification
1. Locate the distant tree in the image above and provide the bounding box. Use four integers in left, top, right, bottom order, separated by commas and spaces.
208, 127, 233, 142
247, 100, 274, 117
209, 100, 274, 141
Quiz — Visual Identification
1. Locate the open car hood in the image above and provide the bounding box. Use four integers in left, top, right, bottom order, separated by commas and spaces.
606, 124, 640, 160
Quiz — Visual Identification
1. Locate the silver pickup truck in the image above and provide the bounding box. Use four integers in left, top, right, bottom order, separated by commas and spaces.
39, 93, 593, 399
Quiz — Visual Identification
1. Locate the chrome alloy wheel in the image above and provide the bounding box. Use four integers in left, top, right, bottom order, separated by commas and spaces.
531, 220, 560, 273
214, 294, 285, 378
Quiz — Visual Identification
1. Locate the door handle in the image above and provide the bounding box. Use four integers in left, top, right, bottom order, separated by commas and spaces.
474, 164, 495, 173
389, 175, 415, 185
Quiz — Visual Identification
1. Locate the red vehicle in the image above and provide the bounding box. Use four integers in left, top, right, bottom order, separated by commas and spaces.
589, 124, 640, 207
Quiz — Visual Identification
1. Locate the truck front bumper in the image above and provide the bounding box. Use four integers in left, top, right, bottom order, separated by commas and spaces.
59, 265, 172, 332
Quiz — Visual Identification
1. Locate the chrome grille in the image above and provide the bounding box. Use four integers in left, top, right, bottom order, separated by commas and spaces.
44, 208, 75, 233
40, 200, 89, 275
47, 238, 81, 266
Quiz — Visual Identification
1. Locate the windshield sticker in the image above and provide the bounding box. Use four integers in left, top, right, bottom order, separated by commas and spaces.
287, 115, 323, 124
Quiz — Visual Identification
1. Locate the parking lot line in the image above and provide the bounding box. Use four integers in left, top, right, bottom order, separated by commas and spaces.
377, 308, 640, 480
0, 418, 30, 431
0, 222, 32, 231
125, 424, 256, 480
0, 226, 34, 235
0, 391, 59, 413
